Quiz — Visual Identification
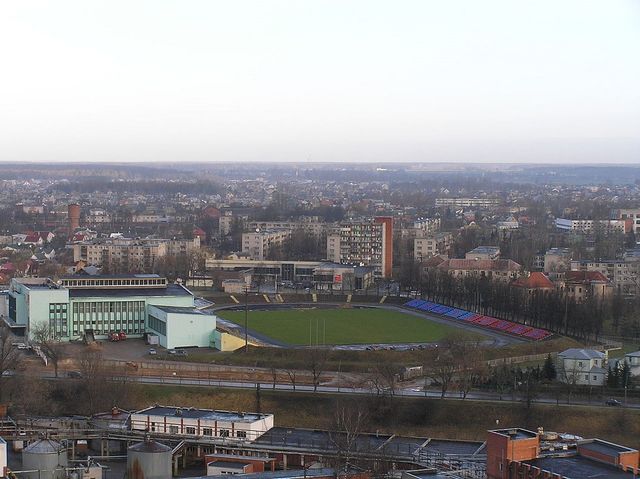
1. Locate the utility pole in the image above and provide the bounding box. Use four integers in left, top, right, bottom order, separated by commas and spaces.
244, 286, 249, 352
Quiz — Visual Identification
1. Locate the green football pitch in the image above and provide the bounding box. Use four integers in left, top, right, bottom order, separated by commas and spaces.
217, 307, 463, 345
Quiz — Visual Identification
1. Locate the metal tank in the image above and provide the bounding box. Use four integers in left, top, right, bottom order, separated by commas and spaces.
22, 439, 68, 479
127, 438, 172, 479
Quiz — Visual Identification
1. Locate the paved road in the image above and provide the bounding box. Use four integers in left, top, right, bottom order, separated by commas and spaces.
44, 370, 637, 411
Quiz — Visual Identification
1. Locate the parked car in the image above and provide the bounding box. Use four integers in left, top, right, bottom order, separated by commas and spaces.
175, 349, 188, 356
605, 398, 622, 406
67, 371, 83, 379
148, 348, 157, 355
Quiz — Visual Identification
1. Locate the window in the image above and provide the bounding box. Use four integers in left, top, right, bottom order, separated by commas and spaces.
169, 425, 179, 434
236, 430, 247, 438
219, 429, 230, 437
185, 426, 196, 435
578, 361, 583, 367
585, 375, 589, 380
202, 428, 213, 436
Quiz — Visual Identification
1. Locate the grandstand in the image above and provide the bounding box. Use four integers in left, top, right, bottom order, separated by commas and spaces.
403, 299, 552, 341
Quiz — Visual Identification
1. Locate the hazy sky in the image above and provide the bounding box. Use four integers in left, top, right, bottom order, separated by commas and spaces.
1, 1, 639, 163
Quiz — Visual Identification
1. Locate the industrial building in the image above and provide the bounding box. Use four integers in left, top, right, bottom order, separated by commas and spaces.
130, 406, 274, 441
486, 428, 639, 478
5, 274, 218, 347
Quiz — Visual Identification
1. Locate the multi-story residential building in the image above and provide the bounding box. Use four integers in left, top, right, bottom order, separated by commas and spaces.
247, 218, 328, 237
556, 348, 607, 386
435, 197, 501, 208
543, 247, 572, 275
326, 216, 393, 278
563, 270, 613, 302
613, 208, 640, 234
242, 229, 291, 261
465, 245, 501, 260
413, 232, 453, 261
412, 217, 441, 235
72, 237, 200, 271
425, 257, 521, 283
570, 259, 640, 296
555, 218, 630, 234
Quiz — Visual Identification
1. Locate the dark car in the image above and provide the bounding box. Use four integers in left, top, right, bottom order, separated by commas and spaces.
605, 398, 622, 406
67, 371, 83, 379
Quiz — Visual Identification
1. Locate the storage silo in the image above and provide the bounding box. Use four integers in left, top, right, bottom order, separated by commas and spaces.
127, 438, 172, 479
22, 439, 68, 479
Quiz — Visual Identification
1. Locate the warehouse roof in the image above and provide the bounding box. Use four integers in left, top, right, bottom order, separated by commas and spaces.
526, 456, 636, 478
69, 284, 192, 298
135, 406, 270, 423
151, 305, 214, 315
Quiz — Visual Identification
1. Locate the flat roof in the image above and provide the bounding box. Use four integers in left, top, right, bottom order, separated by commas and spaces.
579, 439, 637, 456
207, 462, 248, 469
191, 468, 337, 479
61, 274, 163, 279
135, 406, 270, 423
527, 455, 636, 478
151, 305, 213, 315
491, 428, 538, 440
255, 427, 483, 457
69, 284, 192, 298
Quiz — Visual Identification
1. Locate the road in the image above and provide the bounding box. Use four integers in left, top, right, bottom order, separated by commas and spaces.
45, 370, 639, 411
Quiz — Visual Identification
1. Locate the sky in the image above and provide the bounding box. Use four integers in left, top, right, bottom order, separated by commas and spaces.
0, 1, 639, 164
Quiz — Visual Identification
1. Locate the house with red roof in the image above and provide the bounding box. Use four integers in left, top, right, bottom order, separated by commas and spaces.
511, 272, 555, 294
563, 270, 612, 302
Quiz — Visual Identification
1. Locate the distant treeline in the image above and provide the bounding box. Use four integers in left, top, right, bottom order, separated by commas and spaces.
51, 178, 222, 195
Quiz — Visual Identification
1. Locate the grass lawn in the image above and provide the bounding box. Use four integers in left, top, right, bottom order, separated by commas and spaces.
217, 307, 464, 345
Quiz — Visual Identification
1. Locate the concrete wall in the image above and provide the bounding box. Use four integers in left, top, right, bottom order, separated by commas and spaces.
147, 306, 216, 349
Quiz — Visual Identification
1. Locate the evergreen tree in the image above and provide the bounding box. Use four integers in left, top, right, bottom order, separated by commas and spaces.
542, 353, 556, 380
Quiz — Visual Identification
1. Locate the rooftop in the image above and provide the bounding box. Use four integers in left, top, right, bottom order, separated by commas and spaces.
190, 468, 338, 479
512, 272, 555, 289
490, 428, 538, 440
579, 439, 638, 456
69, 283, 192, 298
151, 305, 214, 315
558, 348, 606, 360
526, 455, 636, 479
135, 406, 270, 423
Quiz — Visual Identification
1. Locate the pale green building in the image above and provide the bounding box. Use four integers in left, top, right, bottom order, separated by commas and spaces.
6, 275, 217, 348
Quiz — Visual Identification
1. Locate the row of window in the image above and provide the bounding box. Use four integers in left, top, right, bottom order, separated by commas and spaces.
148, 314, 167, 336
150, 423, 247, 438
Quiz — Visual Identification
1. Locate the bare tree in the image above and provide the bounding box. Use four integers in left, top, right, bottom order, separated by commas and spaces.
306, 348, 328, 393
328, 400, 369, 472
452, 338, 487, 399
286, 369, 298, 390
32, 323, 66, 378
0, 327, 20, 375
427, 349, 458, 399
0, 327, 21, 399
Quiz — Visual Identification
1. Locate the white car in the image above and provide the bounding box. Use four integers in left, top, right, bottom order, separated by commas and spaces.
148, 348, 157, 355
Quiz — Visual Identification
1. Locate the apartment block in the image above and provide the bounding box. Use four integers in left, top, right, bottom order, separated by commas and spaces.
242, 229, 291, 261
555, 218, 630, 234
414, 232, 453, 261
326, 217, 393, 278
72, 237, 200, 271
435, 197, 501, 208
